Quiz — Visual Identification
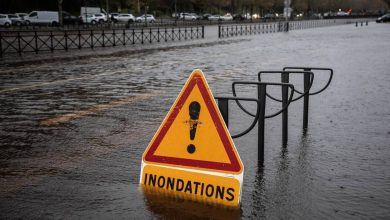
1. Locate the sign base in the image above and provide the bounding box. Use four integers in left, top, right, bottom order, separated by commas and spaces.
140, 163, 242, 208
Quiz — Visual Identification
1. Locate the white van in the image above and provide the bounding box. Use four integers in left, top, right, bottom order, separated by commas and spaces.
25, 11, 59, 26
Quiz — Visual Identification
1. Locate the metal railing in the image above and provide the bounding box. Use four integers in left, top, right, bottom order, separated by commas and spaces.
0, 18, 287, 32
219, 19, 370, 38
0, 26, 204, 57
215, 66, 333, 164
216, 82, 295, 163
219, 22, 288, 38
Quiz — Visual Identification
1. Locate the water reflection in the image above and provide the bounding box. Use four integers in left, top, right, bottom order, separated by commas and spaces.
249, 133, 313, 219
250, 166, 266, 218
143, 188, 241, 219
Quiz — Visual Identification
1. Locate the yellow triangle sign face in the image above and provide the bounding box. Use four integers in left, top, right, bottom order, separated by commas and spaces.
142, 69, 243, 174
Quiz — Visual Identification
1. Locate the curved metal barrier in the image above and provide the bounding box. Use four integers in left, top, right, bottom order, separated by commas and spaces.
216, 82, 295, 162
257, 70, 314, 146
215, 67, 333, 163
214, 97, 260, 139
282, 67, 333, 131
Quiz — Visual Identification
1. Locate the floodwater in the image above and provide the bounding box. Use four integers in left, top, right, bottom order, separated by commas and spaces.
1, 23, 390, 219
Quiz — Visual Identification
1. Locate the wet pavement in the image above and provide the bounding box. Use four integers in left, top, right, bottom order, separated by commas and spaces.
1, 23, 390, 219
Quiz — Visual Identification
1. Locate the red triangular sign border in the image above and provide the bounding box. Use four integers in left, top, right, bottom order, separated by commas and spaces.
143, 70, 242, 173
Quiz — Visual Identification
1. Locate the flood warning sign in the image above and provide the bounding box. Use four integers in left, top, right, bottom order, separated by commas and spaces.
140, 69, 244, 208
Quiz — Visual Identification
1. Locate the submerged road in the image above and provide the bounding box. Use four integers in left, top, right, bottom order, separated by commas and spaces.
0, 23, 389, 219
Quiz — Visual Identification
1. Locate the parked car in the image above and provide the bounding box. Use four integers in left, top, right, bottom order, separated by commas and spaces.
376, 13, 390, 23
172, 13, 180, 19
62, 11, 81, 25
135, 14, 155, 23
336, 11, 349, 16
180, 13, 196, 21
208, 14, 233, 21
220, 13, 233, 21
110, 13, 119, 22
202, 13, 211, 20
116, 13, 135, 23
7, 14, 26, 26
207, 15, 221, 21
16, 13, 28, 19
81, 13, 107, 24
310, 13, 323, 19
0, 14, 12, 27
25, 11, 59, 26
95, 13, 107, 22
262, 13, 276, 21
233, 14, 246, 20
190, 13, 202, 20
323, 11, 335, 17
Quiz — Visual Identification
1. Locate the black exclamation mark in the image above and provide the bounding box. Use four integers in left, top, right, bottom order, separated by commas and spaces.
187, 101, 200, 154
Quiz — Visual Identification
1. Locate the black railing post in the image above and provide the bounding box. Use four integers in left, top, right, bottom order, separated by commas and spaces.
113, 29, 116, 46
132, 29, 135, 44
141, 28, 144, 44
50, 31, 54, 52
34, 31, 38, 54
218, 25, 221, 38
64, 30, 68, 51
90, 30, 94, 49
149, 28, 152, 43
102, 30, 105, 47
17, 32, 21, 55
257, 84, 267, 163
0, 32, 2, 58
218, 98, 229, 128
281, 72, 289, 147
165, 27, 167, 42
157, 27, 160, 42
303, 69, 311, 132
78, 30, 81, 49
123, 29, 126, 45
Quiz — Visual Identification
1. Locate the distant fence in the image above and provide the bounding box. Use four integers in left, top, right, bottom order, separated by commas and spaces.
219, 22, 288, 38
218, 19, 371, 38
0, 26, 204, 57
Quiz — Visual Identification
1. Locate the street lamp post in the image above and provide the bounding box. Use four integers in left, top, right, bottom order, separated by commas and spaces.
144, 6, 149, 26
284, 0, 291, 21
58, 0, 63, 26
106, 0, 109, 22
